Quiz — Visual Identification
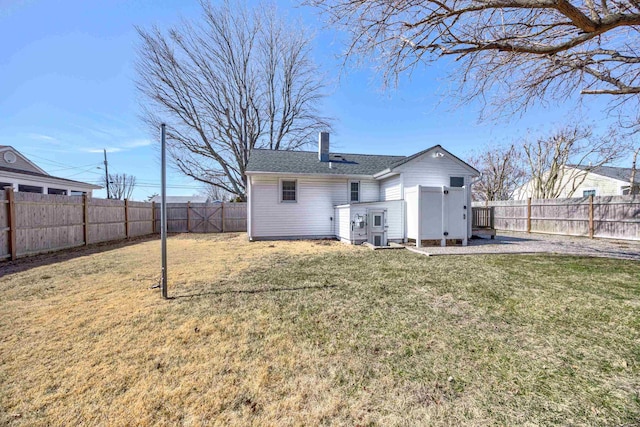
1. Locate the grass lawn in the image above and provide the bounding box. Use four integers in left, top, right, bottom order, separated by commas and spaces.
0, 233, 639, 426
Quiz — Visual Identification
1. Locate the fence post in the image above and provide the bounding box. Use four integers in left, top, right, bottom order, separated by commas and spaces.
221, 202, 225, 233
527, 197, 532, 233
6, 188, 16, 260
125, 198, 130, 238
83, 194, 89, 246
187, 201, 191, 232
589, 195, 594, 239
490, 206, 495, 230
151, 202, 156, 234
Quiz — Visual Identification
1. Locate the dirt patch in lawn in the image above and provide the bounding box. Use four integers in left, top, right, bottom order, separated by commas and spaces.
1, 234, 639, 426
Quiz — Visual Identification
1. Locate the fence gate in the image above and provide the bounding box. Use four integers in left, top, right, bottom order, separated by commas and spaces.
189, 204, 222, 233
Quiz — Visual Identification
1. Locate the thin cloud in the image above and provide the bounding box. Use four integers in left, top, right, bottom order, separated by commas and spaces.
28, 133, 58, 142
123, 139, 154, 148
83, 147, 124, 153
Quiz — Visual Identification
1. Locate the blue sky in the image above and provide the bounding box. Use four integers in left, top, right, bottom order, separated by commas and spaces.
0, 0, 622, 200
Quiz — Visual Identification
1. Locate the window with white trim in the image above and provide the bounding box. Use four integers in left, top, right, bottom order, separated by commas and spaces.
349, 181, 360, 202
583, 189, 596, 197
281, 179, 297, 202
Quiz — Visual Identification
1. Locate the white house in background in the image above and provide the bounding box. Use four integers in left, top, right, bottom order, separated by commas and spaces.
246, 132, 480, 247
513, 164, 640, 200
0, 145, 101, 196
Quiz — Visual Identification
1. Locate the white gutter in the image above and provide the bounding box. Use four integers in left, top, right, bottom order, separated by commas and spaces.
470, 172, 483, 186
245, 171, 374, 179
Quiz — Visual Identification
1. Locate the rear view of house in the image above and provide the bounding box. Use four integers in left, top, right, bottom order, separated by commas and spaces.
246, 133, 479, 247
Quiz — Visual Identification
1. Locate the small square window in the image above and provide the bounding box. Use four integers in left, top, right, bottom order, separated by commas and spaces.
450, 177, 464, 187
374, 215, 382, 227
281, 180, 296, 202
350, 181, 360, 202
583, 189, 596, 197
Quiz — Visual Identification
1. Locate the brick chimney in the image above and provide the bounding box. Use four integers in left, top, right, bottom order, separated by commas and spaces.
318, 132, 329, 162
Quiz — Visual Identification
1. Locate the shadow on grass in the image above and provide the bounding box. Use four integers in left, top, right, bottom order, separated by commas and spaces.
170, 284, 338, 299
470, 235, 536, 245
0, 234, 160, 276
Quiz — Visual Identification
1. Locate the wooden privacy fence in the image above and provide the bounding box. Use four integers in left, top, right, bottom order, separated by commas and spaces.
0, 189, 247, 261
472, 195, 640, 241
154, 202, 246, 233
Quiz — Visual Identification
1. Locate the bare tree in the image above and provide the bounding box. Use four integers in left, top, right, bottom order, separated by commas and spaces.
521, 125, 624, 198
469, 144, 525, 201
200, 184, 232, 202
309, 0, 640, 116
102, 173, 137, 200
136, 1, 331, 201
629, 146, 640, 195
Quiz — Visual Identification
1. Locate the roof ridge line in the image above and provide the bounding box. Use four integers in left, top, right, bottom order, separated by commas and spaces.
249, 148, 406, 158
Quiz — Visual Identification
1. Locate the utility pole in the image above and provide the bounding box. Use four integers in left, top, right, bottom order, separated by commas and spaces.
103, 149, 110, 199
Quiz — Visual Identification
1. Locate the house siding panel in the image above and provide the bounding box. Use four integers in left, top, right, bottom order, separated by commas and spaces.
360, 180, 379, 203
250, 175, 378, 238
399, 154, 474, 193
514, 170, 627, 199
380, 175, 401, 201
0, 150, 43, 174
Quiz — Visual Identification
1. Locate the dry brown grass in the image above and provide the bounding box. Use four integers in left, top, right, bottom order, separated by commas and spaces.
0, 234, 358, 426
1, 233, 638, 426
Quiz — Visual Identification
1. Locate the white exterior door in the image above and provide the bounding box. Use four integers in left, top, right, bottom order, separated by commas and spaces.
368, 209, 387, 246
442, 187, 467, 245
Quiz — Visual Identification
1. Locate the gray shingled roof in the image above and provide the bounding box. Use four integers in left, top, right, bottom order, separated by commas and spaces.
246, 149, 405, 176
247, 145, 480, 177
570, 165, 639, 183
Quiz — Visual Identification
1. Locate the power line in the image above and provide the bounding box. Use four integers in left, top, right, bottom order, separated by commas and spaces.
47, 163, 102, 173
21, 151, 104, 176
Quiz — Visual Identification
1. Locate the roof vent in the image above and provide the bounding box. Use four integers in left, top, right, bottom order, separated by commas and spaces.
318, 132, 329, 162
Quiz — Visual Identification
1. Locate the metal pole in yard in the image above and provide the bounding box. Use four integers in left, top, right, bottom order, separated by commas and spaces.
161, 123, 168, 299
103, 149, 110, 199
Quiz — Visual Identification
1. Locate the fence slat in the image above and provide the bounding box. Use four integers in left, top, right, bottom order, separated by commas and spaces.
7, 188, 16, 260
0, 195, 248, 261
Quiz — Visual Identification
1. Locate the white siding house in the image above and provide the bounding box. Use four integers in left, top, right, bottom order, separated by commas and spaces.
0, 145, 100, 196
246, 133, 480, 246
514, 165, 639, 199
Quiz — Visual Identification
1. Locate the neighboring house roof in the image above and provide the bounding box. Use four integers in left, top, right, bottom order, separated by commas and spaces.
149, 195, 210, 203
0, 145, 48, 174
246, 145, 479, 177
568, 164, 639, 184
0, 165, 102, 189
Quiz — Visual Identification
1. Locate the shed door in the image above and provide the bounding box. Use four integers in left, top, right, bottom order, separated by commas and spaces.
368, 209, 387, 246
443, 187, 467, 239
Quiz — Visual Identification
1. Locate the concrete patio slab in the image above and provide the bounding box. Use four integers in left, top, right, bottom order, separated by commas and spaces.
405, 231, 640, 261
